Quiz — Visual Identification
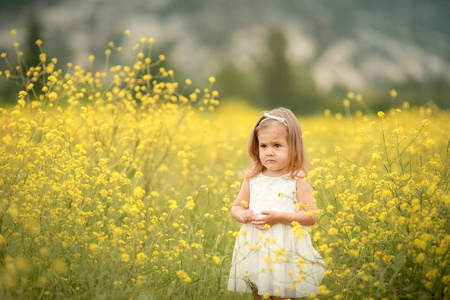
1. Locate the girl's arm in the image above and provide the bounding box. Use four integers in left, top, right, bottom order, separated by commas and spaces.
252, 177, 317, 227
230, 178, 255, 224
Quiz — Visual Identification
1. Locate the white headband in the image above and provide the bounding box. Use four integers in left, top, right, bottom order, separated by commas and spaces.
259, 112, 288, 127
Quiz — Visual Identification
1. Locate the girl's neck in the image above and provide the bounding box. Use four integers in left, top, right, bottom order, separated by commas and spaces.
261, 169, 291, 177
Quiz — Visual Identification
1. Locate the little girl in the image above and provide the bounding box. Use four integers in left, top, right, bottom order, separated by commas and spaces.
228, 108, 325, 299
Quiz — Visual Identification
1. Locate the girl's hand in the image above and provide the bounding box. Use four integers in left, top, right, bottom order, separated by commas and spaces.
251, 211, 280, 229
240, 209, 255, 224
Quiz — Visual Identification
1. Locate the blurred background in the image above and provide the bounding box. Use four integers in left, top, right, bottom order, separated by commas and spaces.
0, 0, 449, 114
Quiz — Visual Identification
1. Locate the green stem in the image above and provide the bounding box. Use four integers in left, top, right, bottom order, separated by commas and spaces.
380, 117, 391, 173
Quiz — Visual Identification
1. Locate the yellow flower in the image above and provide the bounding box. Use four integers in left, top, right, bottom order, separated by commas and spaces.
390, 89, 398, 98
7, 207, 19, 219
212, 256, 221, 264
372, 153, 381, 161
414, 239, 427, 250
53, 259, 67, 275
348, 249, 359, 257
37, 276, 48, 287
426, 269, 439, 280
136, 275, 146, 286
176, 270, 192, 282
100, 189, 108, 197
0, 234, 6, 247
15, 255, 29, 272
168, 200, 178, 210
40, 247, 50, 258
121, 253, 130, 263
133, 186, 145, 199
185, 197, 195, 210
328, 227, 338, 235
319, 284, 330, 295
416, 253, 425, 264
136, 252, 147, 265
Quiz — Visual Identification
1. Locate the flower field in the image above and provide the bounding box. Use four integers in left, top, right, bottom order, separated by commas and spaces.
0, 32, 449, 299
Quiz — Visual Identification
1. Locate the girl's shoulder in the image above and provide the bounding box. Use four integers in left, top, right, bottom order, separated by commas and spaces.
295, 170, 313, 192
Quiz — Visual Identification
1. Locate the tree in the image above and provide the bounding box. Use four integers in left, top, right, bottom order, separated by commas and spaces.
257, 27, 319, 114
24, 11, 42, 69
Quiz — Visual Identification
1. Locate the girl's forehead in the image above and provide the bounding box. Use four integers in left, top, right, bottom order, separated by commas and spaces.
257, 123, 288, 138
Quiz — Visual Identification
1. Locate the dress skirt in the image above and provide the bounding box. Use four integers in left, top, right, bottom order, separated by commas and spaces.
228, 223, 325, 298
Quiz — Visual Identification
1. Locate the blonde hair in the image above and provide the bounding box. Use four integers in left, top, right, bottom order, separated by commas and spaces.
245, 107, 307, 179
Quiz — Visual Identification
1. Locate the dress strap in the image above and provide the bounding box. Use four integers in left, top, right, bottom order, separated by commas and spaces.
293, 170, 307, 178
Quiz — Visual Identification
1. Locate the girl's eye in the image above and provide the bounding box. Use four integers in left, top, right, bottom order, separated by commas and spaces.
275, 144, 281, 148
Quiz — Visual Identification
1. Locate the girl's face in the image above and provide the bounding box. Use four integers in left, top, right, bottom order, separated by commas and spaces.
257, 123, 290, 177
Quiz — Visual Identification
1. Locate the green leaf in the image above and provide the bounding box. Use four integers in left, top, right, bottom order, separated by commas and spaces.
137, 294, 150, 300
403, 281, 421, 292
167, 285, 174, 297
391, 250, 406, 273
389, 251, 406, 287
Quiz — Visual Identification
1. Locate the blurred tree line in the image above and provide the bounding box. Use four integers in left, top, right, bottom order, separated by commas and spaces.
0, 14, 448, 114
214, 26, 449, 115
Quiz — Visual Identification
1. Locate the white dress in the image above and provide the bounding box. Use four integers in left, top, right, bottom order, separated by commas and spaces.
228, 173, 325, 298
